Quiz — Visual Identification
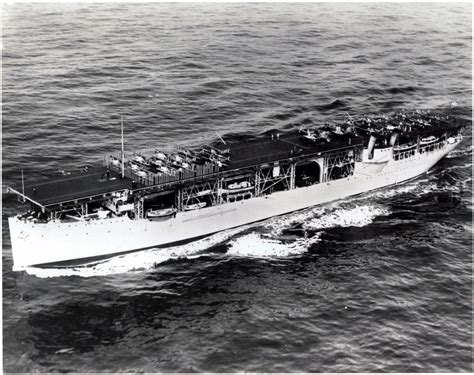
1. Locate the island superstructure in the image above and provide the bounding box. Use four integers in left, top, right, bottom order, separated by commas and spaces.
7, 109, 465, 270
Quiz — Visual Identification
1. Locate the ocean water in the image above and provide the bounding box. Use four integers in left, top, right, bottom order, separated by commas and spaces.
2, 3, 472, 372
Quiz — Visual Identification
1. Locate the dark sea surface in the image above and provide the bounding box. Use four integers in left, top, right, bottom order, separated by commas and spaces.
2, 3, 472, 372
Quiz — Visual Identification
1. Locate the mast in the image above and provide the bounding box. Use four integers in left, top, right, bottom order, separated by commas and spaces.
21, 169, 25, 203
215, 131, 227, 145
121, 116, 125, 179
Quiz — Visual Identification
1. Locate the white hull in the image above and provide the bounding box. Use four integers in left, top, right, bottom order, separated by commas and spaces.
9, 138, 462, 270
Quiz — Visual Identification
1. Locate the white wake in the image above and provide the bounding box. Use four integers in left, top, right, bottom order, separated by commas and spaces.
227, 203, 391, 258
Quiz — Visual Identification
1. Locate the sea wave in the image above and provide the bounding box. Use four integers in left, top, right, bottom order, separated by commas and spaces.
445, 145, 473, 159
228, 203, 390, 258
226, 231, 321, 258
302, 205, 390, 230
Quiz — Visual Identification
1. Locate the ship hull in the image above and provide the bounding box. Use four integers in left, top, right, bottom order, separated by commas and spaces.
8, 138, 461, 270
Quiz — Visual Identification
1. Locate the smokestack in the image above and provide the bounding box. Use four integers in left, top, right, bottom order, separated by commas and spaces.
389, 132, 399, 147
367, 134, 377, 160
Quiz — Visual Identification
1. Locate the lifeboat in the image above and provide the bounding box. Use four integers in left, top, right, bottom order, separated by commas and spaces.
146, 207, 177, 219
420, 136, 438, 145
393, 143, 416, 152
221, 181, 254, 194
195, 189, 211, 197
184, 202, 207, 211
